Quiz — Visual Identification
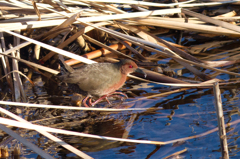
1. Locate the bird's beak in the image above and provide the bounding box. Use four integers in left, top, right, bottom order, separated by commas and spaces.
135, 68, 147, 78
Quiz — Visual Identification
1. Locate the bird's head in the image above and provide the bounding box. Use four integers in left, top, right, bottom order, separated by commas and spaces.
119, 59, 146, 77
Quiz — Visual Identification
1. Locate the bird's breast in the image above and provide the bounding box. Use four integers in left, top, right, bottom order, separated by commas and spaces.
102, 74, 127, 95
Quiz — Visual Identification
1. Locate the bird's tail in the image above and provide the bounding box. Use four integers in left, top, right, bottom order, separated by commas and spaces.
58, 55, 74, 75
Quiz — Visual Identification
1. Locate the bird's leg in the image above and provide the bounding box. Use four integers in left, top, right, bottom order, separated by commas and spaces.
106, 92, 128, 99
89, 92, 128, 106
89, 98, 101, 107
90, 95, 108, 106
105, 97, 112, 105
82, 96, 91, 107
104, 92, 128, 105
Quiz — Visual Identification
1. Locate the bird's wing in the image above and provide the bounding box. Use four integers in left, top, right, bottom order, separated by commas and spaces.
58, 63, 121, 95
76, 64, 118, 89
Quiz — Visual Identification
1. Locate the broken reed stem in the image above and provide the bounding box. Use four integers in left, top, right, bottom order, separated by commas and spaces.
0, 100, 148, 111
213, 82, 229, 159
1, 115, 240, 146
182, 9, 240, 34
121, 114, 137, 142
9, 44, 27, 102
83, 34, 136, 61
0, 70, 34, 85
22, 2, 240, 78
0, 44, 14, 92
163, 148, 188, 159
0, 32, 14, 93
0, 107, 93, 159
0, 124, 54, 159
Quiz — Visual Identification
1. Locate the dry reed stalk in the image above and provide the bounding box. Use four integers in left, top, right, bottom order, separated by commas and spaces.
0, 14, 19, 19
0, 124, 55, 159
179, 1, 240, 8
76, 0, 106, 11
123, 42, 240, 77
0, 100, 147, 111
83, 34, 136, 61
0, 52, 59, 75
60, 0, 88, 6
129, 79, 220, 103
214, 10, 236, 18
112, 23, 164, 45
202, 51, 239, 63
187, 40, 233, 55
0, 28, 96, 64
0, 12, 76, 22
0, 41, 31, 55
75, 32, 91, 52
34, 45, 41, 60
13, 30, 27, 102
0, 44, 13, 91
32, 1, 41, 21
40, 21, 111, 62
36, 2, 181, 22
0, 107, 93, 159
112, 22, 184, 49
203, 60, 240, 68
8, 5, 237, 80
54, 0, 72, 13
0, 70, 33, 85
151, 16, 240, 22
127, 74, 217, 87
2, 3, 239, 85
210, 66, 240, 78
77, 8, 181, 22
4, 0, 34, 8
10, 52, 19, 101
46, 12, 80, 38
130, 4, 149, 11
24, 6, 238, 79
139, 68, 189, 84
121, 114, 137, 141
163, 148, 188, 159
199, 46, 240, 60
68, 0, 195, 7
182, 9, 240, 34
163, 117, 240, 145
41, 0, 66, 12
103, 4, 127, 14
147, 33, 203, 63
126, 18, 240, 36
131, 88, 190, 101
94, 27, 238, 78
9, 44, 27, 102
0, 117, 166, 145
65, 41, 132, 65
1, 116, 240, 146
213, 82, 229, 159
0, 48, 219, 88
37, 17, 78, 42
0, 32, 14, 92
110, 36, 147, 61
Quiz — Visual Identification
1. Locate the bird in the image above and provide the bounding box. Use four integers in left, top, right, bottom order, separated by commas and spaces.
57, 59, 146, 107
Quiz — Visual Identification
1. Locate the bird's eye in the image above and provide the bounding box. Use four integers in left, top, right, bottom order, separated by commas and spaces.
129, 65, 133, 68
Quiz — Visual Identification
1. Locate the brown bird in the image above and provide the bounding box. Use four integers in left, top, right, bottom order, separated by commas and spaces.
58, 59, 146, 107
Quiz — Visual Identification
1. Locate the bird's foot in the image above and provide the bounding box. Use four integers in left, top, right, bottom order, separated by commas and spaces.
101, 92, 128, 106
82, 96, 90, 107
82, 92, 128, 107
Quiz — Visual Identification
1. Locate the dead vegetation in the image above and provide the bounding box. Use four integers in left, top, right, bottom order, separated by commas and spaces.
0, 0, 240, 158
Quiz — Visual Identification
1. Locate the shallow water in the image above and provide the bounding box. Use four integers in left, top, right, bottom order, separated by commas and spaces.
16, 74, 240, 159
2, 31, 240, 159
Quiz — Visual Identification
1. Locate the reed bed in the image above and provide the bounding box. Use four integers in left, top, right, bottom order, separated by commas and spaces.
0, 0, 240, 158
